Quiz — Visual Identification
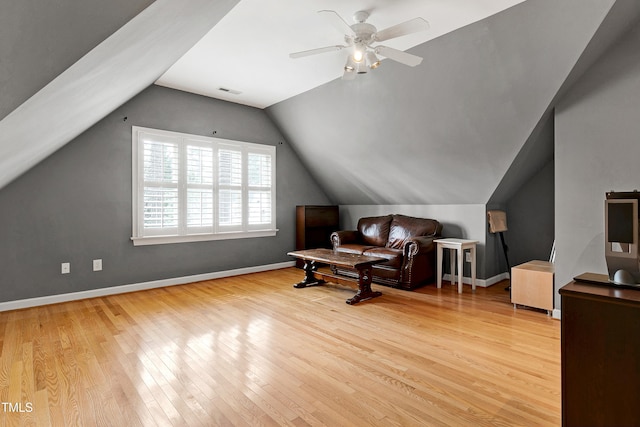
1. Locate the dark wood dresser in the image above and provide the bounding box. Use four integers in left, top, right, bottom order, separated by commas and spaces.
295, 206, 339, 267
559, 277, 640, 426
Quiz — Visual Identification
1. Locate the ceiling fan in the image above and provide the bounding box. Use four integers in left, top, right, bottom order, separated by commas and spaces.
289, 10, 430, 80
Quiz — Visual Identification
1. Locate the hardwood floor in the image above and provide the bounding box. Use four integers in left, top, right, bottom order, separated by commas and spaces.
0, 268, 560, 426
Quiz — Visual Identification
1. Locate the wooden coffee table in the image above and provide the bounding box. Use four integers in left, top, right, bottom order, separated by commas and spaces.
287, 248, 386, 304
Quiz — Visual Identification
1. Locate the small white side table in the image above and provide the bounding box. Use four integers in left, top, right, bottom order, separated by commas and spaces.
435, 238, 479, 293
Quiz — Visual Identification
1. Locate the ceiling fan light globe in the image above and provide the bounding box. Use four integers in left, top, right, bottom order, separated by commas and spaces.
344, 56, 356, 72
352, 41, 367, 63
366, 51, 381, 69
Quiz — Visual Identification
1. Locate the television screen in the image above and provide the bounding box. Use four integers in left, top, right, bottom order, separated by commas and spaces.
608, 201, 635, 244
605, 193, 640, 285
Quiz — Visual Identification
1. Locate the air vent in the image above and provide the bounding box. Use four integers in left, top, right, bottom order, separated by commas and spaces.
218, 87, 242, 95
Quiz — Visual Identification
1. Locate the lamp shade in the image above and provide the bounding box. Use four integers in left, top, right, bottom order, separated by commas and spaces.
487, 210, 508, 233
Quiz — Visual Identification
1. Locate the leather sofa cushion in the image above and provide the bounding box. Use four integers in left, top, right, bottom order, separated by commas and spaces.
363, 247, 403, 269
357, 215, 392, 247
387, 214, 439, 249
371, 264, 400, 281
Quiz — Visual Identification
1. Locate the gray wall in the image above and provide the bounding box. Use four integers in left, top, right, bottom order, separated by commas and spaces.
555, 23, 640, 308
0, 85, 331, 303
505, 160, 555, 267
486, 112, 555, 278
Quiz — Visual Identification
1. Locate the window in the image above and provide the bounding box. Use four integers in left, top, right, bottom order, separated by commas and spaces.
132, 127, 276, 246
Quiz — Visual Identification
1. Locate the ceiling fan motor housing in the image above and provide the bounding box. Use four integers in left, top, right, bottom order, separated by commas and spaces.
353, 10, 369, 23
351, 22, 376, 45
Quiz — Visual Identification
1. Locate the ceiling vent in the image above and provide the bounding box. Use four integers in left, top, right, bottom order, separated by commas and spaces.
218, 87, 242, 95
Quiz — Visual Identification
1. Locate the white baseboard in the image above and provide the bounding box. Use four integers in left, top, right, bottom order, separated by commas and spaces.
442, 272, 510, 288
552, 308, 561, 319
1, 265, 552, 316
0, 261, 296, 313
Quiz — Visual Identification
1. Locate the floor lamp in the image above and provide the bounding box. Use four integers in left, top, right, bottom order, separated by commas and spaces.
487, 210, 511, 291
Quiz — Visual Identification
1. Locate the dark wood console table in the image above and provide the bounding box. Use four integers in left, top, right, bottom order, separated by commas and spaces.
287, 249, 386, 304
560, 275, 640, 426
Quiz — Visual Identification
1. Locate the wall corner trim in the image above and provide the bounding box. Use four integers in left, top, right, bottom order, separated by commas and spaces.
0, 261, 295, 312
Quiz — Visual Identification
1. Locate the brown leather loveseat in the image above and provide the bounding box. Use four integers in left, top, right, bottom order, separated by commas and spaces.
330, 214, 442, 290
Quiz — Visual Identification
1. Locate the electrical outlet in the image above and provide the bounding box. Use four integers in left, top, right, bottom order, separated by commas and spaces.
61, 262, 70, 274
465, 252, 472, 263
93, 259, 103, 271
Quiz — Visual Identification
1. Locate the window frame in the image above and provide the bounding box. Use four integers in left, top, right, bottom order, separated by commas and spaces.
131, 126, 277, 246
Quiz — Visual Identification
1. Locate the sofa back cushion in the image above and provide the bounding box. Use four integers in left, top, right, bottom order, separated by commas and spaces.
387, 215, 441, 249
357, 215, 393, 247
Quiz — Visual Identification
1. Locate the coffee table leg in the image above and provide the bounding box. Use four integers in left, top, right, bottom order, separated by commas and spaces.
346, 266, 382, 304
293, 259, 325, 288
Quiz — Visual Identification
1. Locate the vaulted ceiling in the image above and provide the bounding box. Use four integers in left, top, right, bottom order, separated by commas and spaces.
267, 0, 632, 205
0, 0, 239, 190
156, 0, 526, 108
2, 0, 640, 206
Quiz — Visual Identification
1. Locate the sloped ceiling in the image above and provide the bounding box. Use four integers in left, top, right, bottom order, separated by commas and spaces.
0, 0, 239, 190
266, 0, 617, 205
0, 0, 153, 121
489, 0, 640, 205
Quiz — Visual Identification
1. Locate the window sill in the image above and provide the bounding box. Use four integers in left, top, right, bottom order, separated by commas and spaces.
131, 229, 278, 246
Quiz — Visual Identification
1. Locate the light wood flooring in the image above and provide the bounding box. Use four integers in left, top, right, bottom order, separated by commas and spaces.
0, 268, 560, 426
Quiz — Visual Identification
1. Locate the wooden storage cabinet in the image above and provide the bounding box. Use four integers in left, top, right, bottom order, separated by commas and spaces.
295, 206, 339, 267
511, 260, 554, 314
560, 280, 640, 426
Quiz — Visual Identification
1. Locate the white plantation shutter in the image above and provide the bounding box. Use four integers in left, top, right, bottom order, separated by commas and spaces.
132, 127, 276, 245
248, 152, 272, 226
144, 188, 179, 229
186, 145, 214, 230
141, 134, 180, 234
218, 148, 243, 228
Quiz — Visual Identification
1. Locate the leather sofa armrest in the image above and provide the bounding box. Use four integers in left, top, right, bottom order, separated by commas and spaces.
403, 236, 437, 258
331, 230, 359, 248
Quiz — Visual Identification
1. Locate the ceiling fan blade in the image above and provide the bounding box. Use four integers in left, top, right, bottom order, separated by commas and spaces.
374, 17, 430, 42
375, 46, 423, 67
290, 45, 346, 59
318, 10, 355, 36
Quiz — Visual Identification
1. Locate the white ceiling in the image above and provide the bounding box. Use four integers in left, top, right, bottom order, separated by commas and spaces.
155, 0, 526, 109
